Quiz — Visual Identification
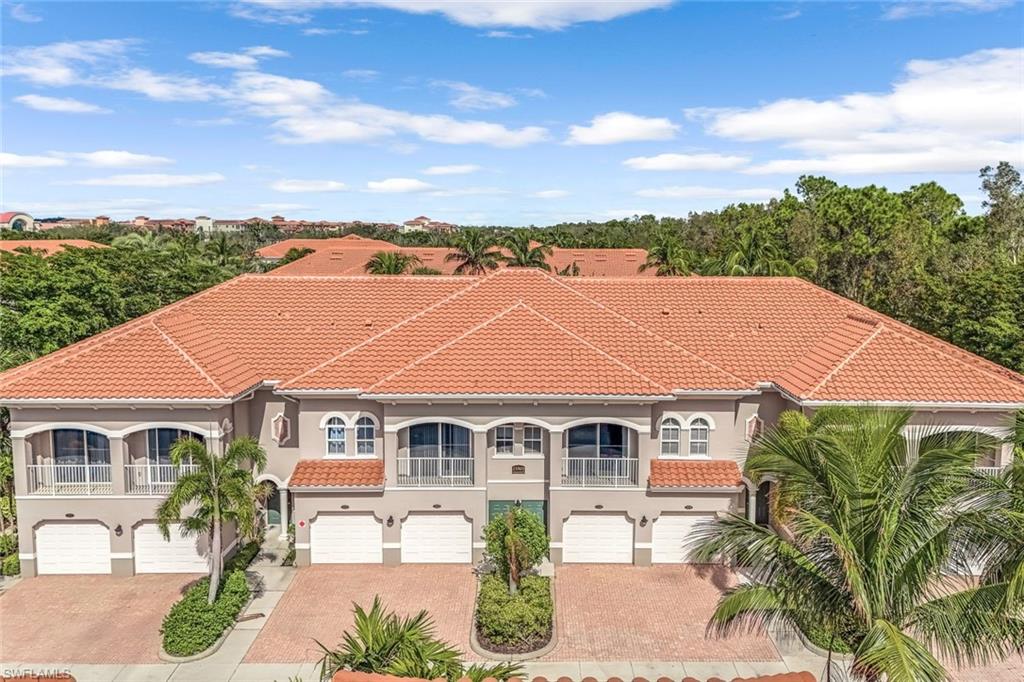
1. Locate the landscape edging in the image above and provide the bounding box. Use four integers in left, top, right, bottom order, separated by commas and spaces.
468, 572, 558, 662
157, 572, 259, 663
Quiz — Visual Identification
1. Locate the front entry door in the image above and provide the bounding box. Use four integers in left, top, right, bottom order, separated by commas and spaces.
755, 481, 771, 526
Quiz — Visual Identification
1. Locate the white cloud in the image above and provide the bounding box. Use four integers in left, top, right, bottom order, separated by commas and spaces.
1, 39, 134, 86
10, 3, 42, 22
174, 116, 238, 127
482, 30, 532, 39
429, 186, 510, 197
364, 178, 434, 193
0, 152, 68, 168
342, 68, 380, 81
567, 112, 679, 145
423, 164, 482, 175
303, 27, 341, 35
14, 94, 110, 114
692, 47, 1024, 174
623, 152, 750, 171
635, 186, 782, 201
271, 178, 348, 192
188, 45, 288, 69
432, 80, 516, 110
245, 45, 289, 58
72, 173, 226, 187
530, 189, 570, 199
57, 150, 175, 167
882, 0, 1014, 20
102, 68, 227, 101
235, 0, 672, 29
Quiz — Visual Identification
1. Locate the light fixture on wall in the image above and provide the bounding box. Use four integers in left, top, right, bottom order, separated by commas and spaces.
432, 503, 441, 509
639, 516, 648, 527
386, 516, 394, 527
114, 524, 123, 537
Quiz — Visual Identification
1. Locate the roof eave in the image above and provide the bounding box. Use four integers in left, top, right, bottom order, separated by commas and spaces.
289, 484, 384, 492
798, 399, 1024, 411
671, 389, 761, 397
648, 485, 746, 493
359, 392, 676, 403
0, 397, 234, 408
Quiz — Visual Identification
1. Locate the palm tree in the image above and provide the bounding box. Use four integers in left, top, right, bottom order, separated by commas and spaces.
703, 222, 815, 277
640, 234, 696, 276
364, 251, 421, 275
557, 261, 581, 276
205, 233, 244, 268
691, 407, 1023, 682
501, 230, 552, 270
111, 231, 169, 251
316, 597, 520, 682
157, 436, 267, 604
444, 229, 501, 275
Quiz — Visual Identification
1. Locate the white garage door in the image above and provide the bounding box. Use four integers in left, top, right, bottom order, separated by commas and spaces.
652, 513, 715, 563
562, 513, 633, 563
311, 513, 383, 564
401, 513, 472, 563
134, 523, 209, 574
36, 522, 110, 575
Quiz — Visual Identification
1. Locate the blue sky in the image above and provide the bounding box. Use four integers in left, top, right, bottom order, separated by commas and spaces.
2, 0, 1022, 225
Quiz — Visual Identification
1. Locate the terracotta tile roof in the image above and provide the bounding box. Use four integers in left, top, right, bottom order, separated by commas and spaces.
256, 234, 397, 259
649, 459, 744, 488
289, 459, 384, 488
1, 268, 1022, 405
0, 239, 107, 256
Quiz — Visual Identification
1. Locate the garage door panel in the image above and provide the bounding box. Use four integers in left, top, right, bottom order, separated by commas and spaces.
562, 513, 633, 564
652, 513, 714, 564
134, 523, 209, 574
36, 522, 111, 575
311, 514, 383, 564
401, 513, 472, 563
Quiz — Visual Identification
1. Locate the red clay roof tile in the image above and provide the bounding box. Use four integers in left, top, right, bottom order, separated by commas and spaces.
649, 459, 744, 488
0, 239, 107, 256
289, 459, 384, 488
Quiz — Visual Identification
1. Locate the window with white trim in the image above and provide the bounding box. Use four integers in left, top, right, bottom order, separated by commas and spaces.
688, 418, 710, 457
660, 418, 681, 457
495, 425, 515, 455
524, 425, 543, 454
325, 417, 346, 457
356, 417, 376, 456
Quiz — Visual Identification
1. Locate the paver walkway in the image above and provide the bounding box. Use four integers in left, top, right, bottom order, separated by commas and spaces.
543, 564, 781, 662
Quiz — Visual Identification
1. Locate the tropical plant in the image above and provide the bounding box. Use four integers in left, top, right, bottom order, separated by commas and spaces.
556, 261, 581, 276
111, 231, 169, 251
445, 229, 502, 274
205, 233, 245, 268
691, 407, 1024, 682
703, 222, 814, 277
411, 266, 442, 275
640, 233, 696, 276
316, 597, 521, 682
156, 436, 267, 604
364, 250, 421, 275
483, 506, 549, 592
501, 230, 552, 270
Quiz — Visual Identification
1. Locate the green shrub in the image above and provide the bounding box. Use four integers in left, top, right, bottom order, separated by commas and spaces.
2, 553, 21, 576
224, 540, 260, 573
483, 507, 549, 586
161, 569, 250, 656
0, 497, 14, 522
0, 532, 17, 557
476, 574, 552, 647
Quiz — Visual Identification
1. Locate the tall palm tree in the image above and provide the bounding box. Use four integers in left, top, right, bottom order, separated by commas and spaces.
205, 233, 244, 268
111, 231, 169, 252
691, 407, 1023, 682
703, 222, 818, 277
364, 251, 421, 275
640, 234, 696, 276
501, 230, 552, 270
157, 436, 267, 604
445, 229, 501, 275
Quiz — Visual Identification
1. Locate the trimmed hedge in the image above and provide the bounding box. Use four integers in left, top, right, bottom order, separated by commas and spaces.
162, 569, 250, 656
2, 553, 20, 576
0, 532, 17, 557
160, 540, 260, 657
476, 574, 552, 647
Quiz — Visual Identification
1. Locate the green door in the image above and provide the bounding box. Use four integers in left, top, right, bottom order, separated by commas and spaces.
488, 500, 547, 525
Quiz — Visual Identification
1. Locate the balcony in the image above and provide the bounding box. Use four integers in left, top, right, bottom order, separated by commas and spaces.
396, 456, 474, 487
561, 456, 638, 488
27, 463, 113, 495
125, 463, 200, 495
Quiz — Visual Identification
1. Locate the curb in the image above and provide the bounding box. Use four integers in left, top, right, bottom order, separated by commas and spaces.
792, 626, 854, 662
469, 574, 558, 663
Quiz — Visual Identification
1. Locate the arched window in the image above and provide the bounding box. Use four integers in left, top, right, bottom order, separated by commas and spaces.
660, 418, 681, 457
688, 418, 710, 457
325, 417, 346, 457
356, 416, 376, 456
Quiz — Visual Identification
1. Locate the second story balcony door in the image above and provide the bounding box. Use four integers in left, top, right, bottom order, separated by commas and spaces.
562, 423, 638, 487
399, 422, 473, 486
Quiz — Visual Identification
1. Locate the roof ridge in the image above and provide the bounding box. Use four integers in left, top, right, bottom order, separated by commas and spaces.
365, 300, 672, 395
545, 270, 752, 386
792, 278, 1024, 389
279, 272, 497, 388
149, 320, 230, 397
804, 321, 886, 399
0, 274, 252, 387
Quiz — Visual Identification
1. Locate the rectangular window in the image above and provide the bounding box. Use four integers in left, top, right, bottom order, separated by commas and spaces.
409, 423, 440, 458
495, 425, 514, 454
523, 426, 543, 454
53, 429, 86, 464
567, 423, 598, 459
599, 423, 627, 458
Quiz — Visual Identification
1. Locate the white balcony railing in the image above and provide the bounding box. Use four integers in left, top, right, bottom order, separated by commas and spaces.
125, 463, 200, 495
561, 456, 638, 488
27, 463, 113, 495
975, 466, 1005, 476
396, 456, 474, 487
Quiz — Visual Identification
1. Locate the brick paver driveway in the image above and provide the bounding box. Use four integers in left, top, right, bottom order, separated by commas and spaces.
0, 574, 199, 663
543, 564, 782, 662
245, 565, 477, 663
